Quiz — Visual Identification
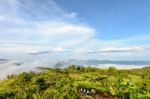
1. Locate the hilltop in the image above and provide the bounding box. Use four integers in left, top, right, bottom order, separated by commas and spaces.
0, 65, 150, 99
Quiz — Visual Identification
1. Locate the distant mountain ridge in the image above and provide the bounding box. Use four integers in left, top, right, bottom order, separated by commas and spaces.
0, 59, 9, 64
55, 59, 150, 68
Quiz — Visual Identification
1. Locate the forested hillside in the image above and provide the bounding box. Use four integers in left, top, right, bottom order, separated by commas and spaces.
0, 65, 150, 99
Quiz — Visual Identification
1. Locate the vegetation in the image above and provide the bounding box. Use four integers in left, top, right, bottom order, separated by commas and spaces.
0, 65, 150, 99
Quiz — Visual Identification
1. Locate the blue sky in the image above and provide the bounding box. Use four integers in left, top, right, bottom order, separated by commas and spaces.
55, 0, 150, 39
0, 0, 150, 61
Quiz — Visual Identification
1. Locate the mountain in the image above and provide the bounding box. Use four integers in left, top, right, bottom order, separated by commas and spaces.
55, 59, 150, 68
0, 59, 9, 64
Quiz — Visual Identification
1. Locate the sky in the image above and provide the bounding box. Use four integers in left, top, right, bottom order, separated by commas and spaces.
0, 0, 150, 62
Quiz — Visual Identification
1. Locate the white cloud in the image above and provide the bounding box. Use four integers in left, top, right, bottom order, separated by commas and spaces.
78, 46, 147, 55
26, 47, 67, 55
101, 47, 143, 53
0, 0, 150, 63
53, 47, 65, 52
27, 51, 51, 55
0, 0, 95, 50
34, 22, 95, 46
0, 45, 39, 53
63, 12, 78, 19
0, 15, 6, 21
0, 20, 95, 53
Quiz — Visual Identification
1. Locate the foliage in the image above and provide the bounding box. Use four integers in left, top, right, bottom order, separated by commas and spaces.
0, 66, 149, 99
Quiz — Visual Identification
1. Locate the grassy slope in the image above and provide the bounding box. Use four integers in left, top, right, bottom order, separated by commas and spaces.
0, 65, 150, 99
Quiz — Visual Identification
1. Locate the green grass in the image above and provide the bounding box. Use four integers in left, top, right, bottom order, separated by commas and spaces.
0, 65, 150, 99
